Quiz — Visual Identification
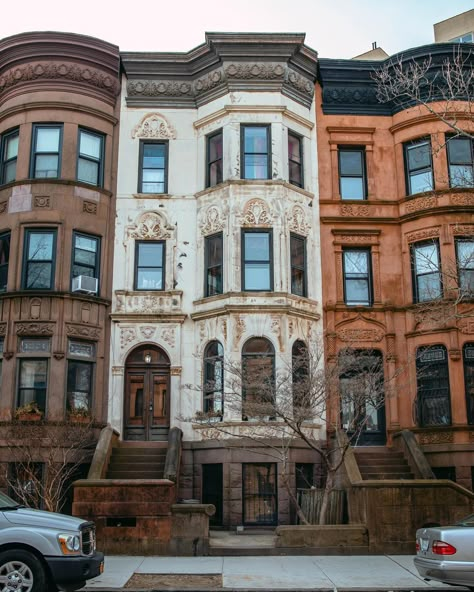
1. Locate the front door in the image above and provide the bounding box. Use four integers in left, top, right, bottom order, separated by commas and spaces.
124, 346, 170, 441
242, 463, 277, 526
202, 464, 223, 526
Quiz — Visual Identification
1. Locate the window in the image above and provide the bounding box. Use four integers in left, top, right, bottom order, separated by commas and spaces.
31, 125, 62, 179
206, 129, 223, 188
1, 128, 19, 184
241, 125, 271, 180
450, 32, 474, 43
134, 241, 165, 290
71, 232, 100, 285
0, 338, 3, 397
456, 238, 474, 297
203, 341, 224, 417
416, 345, 451, 427
67, 340, 96, 414
343, 249, 372, 306
138, 141, 168, 193
404, 139, 434, 195
204, 233, 223, 297
0, 232, 10, 291
411, 241, 442, 303
242, 337, 275, 420
22, 229, 57, 290
447, 137, 473, 188
290, 234, 306, 297
463, 344, 474, 425
242, 463, 277, 526
338, 147, 366, 200
17, 359, 48, 414
242, 230, 273, 291
77, 129, 104, 186
292, 340, 309, 414
288, 131, 303, 188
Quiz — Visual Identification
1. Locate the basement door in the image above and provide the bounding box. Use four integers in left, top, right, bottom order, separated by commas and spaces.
124, 345, 170, 441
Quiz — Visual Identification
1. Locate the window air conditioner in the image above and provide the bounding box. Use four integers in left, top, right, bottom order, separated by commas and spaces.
72, 275, 98, 295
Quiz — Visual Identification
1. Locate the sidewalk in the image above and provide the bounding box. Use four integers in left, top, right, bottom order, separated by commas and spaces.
86, 555, 467, 591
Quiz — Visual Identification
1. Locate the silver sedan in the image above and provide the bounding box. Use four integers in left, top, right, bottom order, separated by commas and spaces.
414, 515, 474, 590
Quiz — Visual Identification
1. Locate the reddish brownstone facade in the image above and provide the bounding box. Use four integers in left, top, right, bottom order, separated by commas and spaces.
317, 45, 474, 489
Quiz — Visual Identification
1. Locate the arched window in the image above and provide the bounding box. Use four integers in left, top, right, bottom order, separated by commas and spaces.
463, 343, 474, 425
292, 340, 309, 414
416, 345, 451, 427
203, 341, 224, 418
242, 337, 275, 420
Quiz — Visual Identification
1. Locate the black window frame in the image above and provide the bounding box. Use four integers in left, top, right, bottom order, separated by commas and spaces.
241, 228, 274, 292
134, 240, 166, 291
16, 357, 49, 415
240, 124, 271, 180
411, 240, 442, 304
206, 129, 223, 188
71, 231, 101, 291
455, 237, 474, 298
290, 233, 307, 297
463, 343, 474, 425
404, 137, 434, 196
76, 127, 105, 187
0, 231, 10, 292
66, 340, 96, 415
338, 146, 367, 200
416, 345, 451, 427
0, 127, 19, 185
138, 140, 169, 194
22, 228, 57, 291
204, 232, 223, 297
446, 135, 474, 188
288, 130, 304, 188
203, 340, 224, 418
30, 124, 63, 179
342, 248, 373, 306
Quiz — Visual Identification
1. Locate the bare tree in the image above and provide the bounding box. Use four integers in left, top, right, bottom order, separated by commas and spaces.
4, 420, 96, 513
184, 345, 395, 525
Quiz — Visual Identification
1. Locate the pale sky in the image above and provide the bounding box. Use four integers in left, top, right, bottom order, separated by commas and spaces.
1, 0, 473, 58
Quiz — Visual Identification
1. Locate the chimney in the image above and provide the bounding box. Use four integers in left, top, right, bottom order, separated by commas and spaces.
372, 41, 377, 50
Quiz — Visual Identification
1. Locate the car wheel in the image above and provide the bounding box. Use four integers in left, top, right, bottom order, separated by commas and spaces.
0, 549, 46, 592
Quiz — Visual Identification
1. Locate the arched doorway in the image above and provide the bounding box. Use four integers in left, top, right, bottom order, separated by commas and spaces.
123, 345, 170, 441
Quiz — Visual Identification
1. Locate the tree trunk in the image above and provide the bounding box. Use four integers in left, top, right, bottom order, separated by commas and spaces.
318, 470, 334, 525
281, 473, 310, 525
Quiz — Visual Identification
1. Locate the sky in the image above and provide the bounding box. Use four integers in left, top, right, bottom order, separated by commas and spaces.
1, 0, 473, 58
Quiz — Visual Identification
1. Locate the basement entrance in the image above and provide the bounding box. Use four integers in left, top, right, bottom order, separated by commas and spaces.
124, 345, 170, 441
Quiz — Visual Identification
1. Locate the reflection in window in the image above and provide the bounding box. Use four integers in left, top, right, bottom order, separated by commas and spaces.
205, 233, 223, 296
206, 130, 223, 188
241, 125, 270, 180
456, 238, 474, 296
242, 230, 273, 291
31, 125, 62, 179
411, 241, 442, 303
343, 249, 372, 306
139, 141, 167, 193
405, 139, 434, 195
135, 241, 165, 290
23, 230, 57, 290
72, 233, 100, 282
290, 234, 306, 296
0, 232, 10, 291
1, 128, 19, 184
416, 345, 451, 427
242, 338, 275, 420
464, 344, 474, 425
77, 129, 104, 186
203, 341, 224, 417
17, 359, 48, 413
338, 147, 366, 200
288, 132, 303, 188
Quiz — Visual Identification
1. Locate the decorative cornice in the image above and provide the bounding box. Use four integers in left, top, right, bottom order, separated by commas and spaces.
193, 105, 314, 130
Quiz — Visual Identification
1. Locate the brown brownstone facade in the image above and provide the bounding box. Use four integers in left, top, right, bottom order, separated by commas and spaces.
318, 44, 474, 489
0, 32, 120, 486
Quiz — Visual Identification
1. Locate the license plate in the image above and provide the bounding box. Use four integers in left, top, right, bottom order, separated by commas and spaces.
100, 562, 104, 574
421, 538, 429, 552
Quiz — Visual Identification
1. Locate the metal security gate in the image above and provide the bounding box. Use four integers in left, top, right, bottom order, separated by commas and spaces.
242, 463, 277, 526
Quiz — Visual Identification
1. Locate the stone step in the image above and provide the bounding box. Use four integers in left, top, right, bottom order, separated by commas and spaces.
112, 448, 168, 456
106, 470, 164, 479
360, 472, 414, 480
108, 461, 165, 472
357, 463, 410, 472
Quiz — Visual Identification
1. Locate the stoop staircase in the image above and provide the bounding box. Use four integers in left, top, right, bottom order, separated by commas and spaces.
106, 442, 167, 480
354, 446, 414, 480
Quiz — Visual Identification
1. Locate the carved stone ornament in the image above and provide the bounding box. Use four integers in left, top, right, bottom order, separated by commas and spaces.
288, 205, 310, 236
405, 228, 440, 243
34, 196, 50, 209
452, 194, 474, 206
115, 292, 182, 315
405, 196, 437, 213
270, 316, 281, 336
0, 61, 120, 99
30, 298, 41, 320
120, 327, 137, 349
286, 68, 315, 97
132, 112, 177, 140
193, 69, 223, 96
452, 224, 474, 236
418, 431, 454, 445
225, 62, 285, 80
0, 201, 7, 214
235, 316, 246, 342
127, 80, 192, 97
140, 326, 156, 339
83, 201, 97, 214
53, 352, 65, 360
66, 324, 100, 339
337, 327, 384, 342
335, 234, 377, 245
221, 318, 228, 342
340, 204, 370, 217
458, 319, 474, 334
201, 206, 225, 236
0, 323, 6, 336
128, 211, 173, 240
161, 327, 176, 348
242, 199, 272, 226
16, 322, 54, 336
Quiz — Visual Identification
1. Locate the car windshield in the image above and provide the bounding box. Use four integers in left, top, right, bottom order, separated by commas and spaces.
456, 514, 474, 527
0, 491, 22, 510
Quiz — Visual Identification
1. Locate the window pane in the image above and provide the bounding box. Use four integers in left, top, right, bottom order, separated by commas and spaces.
340, 177, 364, 199
448, 138, 472, 164
244, 127, 268, 152
344, 251, 368, 275
245, 233, 270, 261
137, 270, 162, 290
207, 267, 222, 295
407, 142, 431, 170
450, 164, 474, 188
288, 135, 301, 162
289, 161, 302, 186
409, 170, 433, 194
418, 273, 442, 301
144, 144, 165, 165
209, 161, 222, 187
67, 361, 92, 411
291, 268, 305, 296
36, 128, 60, 152
244, 154, 268, 179
139, 243, 163, 266
458, 241, 474, 268
290, 237, 305, 267
245, 263, 270, 290
19, 359, 48, 411
72, 265, 95, 278
4, 161, 16, 184
415, 244, 439, 274
209, 133, 222, 162
80, 132, 101, 159
0, 233, 10, 291
35, 154, 59, 178
340, 151, 362, 175
346, 278, 370, 304
78, 159, 99, 185
27, 262, 52, 289
6, 134, 18, 159
461, 269, 474, 293
75, 235, 98, 255
28, 234, 53, 260
207, 235, 222, 267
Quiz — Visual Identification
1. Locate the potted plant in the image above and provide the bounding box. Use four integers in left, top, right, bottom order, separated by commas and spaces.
67, 407, 92, 423
15, 401, 43, 421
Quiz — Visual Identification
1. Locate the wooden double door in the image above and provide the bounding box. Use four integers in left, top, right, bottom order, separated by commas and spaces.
124, 345, 170, 441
